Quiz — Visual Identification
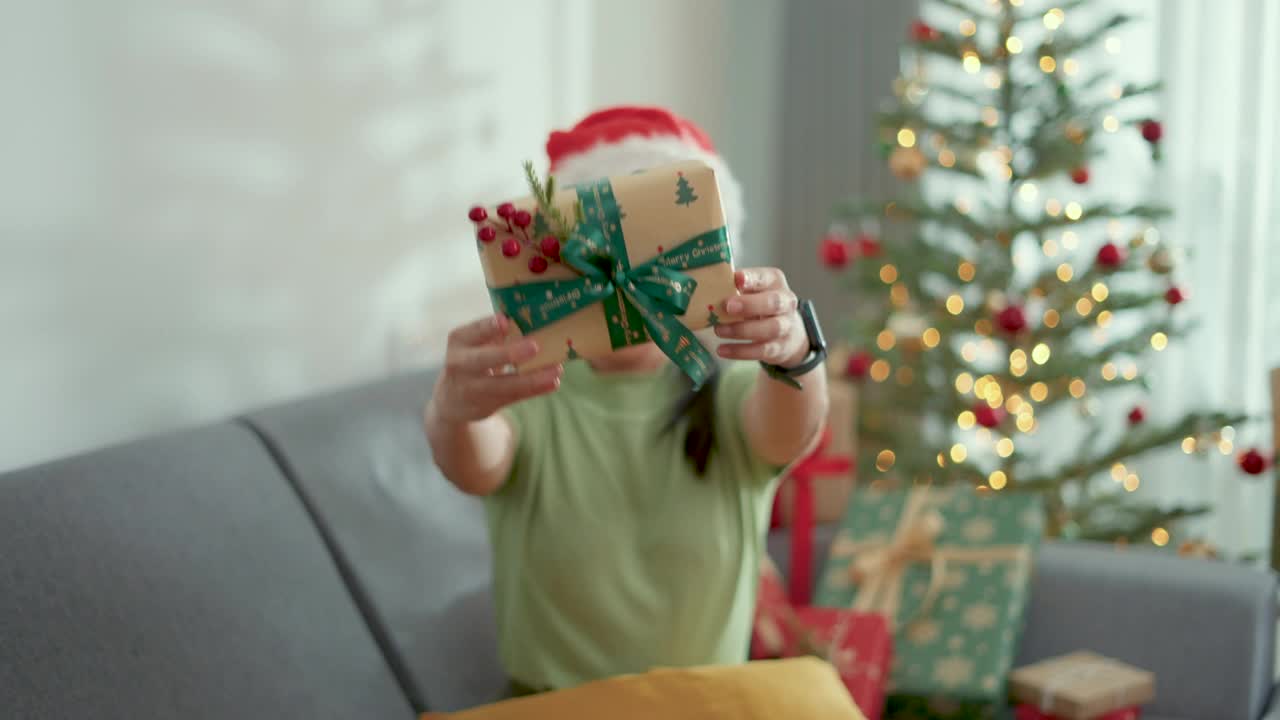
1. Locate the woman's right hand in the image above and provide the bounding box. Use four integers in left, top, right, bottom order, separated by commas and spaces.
431, 314, 563, 425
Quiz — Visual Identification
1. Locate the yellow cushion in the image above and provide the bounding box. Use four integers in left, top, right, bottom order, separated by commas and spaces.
421, 658, 866, 720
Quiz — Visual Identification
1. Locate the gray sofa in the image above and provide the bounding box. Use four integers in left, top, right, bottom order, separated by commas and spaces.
1, 368, 1277, 720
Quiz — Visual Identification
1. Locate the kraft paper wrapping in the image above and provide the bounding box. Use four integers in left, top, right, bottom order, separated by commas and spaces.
1008, 651, 1155, 720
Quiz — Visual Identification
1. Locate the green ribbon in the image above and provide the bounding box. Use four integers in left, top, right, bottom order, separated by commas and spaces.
488, 178, 731, 389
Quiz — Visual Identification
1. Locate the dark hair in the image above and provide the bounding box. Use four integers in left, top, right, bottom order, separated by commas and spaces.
664, 365, 722, 476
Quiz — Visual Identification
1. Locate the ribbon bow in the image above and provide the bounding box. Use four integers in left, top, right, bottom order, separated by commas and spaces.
489, 178, 731, 389
828, 488, 1030, 629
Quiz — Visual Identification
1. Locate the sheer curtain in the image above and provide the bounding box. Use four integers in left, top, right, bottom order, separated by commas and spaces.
1139, 0, 1280, 559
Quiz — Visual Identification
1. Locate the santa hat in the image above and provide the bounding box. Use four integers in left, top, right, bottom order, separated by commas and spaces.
546, 106, 745, 251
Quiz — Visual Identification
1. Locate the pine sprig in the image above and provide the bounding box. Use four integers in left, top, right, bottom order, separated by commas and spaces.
522, 160, 582, 243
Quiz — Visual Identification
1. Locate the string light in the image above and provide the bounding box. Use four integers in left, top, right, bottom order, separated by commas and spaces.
1218, 438, 1234, 455
937, 452, 947, 468
1019, 183, 1039, 201
960, 19, 977, 36
1065, 202, 1083, 220
1046, 198, 1063, 216
951, 444, 969, 463
1181, 436, 1197, 454
1151, 527, 1170, 547
1056, 263, 1074, 282
989, 471, 1008, 490
1122, 364, 1138, 381
1109, 83, 1124, 100
946, 294, 965, 315
1151, 332, 1168, 351
1063, 58, 1080, 76
1105, 35, 1122, 54
1062, 231, 1079, 249
975, 318, 993, 335
1031, 343, 1051, 365
891, 283, 910, 307
963, 51, 982, 74
955, 197, 972, 214
961, 342, 979, 362
1005, 395, 1024, 413
1043, 8, 1065, 30
870, 359, 891, 382
1091, 282, 1109, 302
1222, 426, 1236, 441
1103, 115, 1120, 132
939, 149, 957, 167
1010, 349, 1028, 377
1016, 414, 1035, 433
898, 128, 917, 147
896, 366, 914, 385
1039, 56, 1057, 73
956, 372, 975, 393
1006, 36, 1024, 54
922, 327, 942, 348
1096, 310, 1113, 327
996, 438, 1015, 457
1043, 238, 1060, 256
984, 72, 1003, 89
1076, 297, 1093, 316
1043, 309, 1060, 328
1101, 362, 1118, 381
958, 261, 976, 281
982, 108, 1000, 128
880, 264, 899, 283
1125, 473, 1141, 492
958, 411, 977, 429
876, 449, 896, 471
1030, 382, 1049, 401
877, 329, 896, 350
1111, 463, 1127, 482
1068, 378, 1086, 398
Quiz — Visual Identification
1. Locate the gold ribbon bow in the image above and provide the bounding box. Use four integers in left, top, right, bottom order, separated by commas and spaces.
828, 488, 1030, 629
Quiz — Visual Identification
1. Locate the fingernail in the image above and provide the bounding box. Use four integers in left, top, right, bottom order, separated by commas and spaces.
713, 324, 730, 338
514, 340, 539, 360
726, 298, 743, 314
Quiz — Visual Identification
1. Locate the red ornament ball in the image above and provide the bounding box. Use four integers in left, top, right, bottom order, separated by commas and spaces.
501, 238, 521, 258
496, 202, 516, 219
996, 305, 1028, 334
1070, 167, 1090, 185
973, 403, 1005, 429
467, 206, 488, 223
540, 236, 561, 259
1095, 242, 1127, 269
513, 209, 532, 228
477, 226, 497, 243
845, 351, 874, 379
528, 256, 548, 274
1141, 119, 1164, 143
856, 232, 882, 257
819, 233, 854, 269
910, 19, 940, 42
1165, 286, 1185, 305
1127, 405, 1146, 425
1239, 448, 1270, 475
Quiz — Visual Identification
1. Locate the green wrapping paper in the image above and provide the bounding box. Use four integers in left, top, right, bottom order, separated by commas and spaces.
814, 487, 1043, 719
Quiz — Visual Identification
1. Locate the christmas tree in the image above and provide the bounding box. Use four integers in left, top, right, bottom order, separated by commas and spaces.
821, 0, 1248, 547
675, 172, 698, 206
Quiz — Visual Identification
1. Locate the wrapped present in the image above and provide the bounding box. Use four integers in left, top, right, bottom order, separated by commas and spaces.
1013, 705, 1141, 720
773, 361, 859, 528
814, 487, 1043, 717
469, 160, 741, 388
750, 560, 892, 720
1008, 652, 1154, 720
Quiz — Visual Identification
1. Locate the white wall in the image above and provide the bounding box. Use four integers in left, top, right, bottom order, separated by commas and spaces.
0, 0, 785, 472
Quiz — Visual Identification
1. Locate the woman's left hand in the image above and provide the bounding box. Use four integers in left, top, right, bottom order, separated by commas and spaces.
713, 267, 808, 367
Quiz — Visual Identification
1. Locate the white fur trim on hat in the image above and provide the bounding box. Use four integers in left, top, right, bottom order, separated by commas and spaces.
550, 135, 746, 254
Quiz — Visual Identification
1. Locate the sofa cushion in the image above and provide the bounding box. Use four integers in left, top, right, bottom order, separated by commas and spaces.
243, 369, 504, 713
0, 423, 414, 720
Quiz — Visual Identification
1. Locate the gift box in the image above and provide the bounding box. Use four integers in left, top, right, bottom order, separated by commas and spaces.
1012, 704, 1141, 720
814, 487, 1043, 717
469, 160, 740, 388
1008, 652, 1154, 720
773, 363, 859, 528
751, 560, 892, 720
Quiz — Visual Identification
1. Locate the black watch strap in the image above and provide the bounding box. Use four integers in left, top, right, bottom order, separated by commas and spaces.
760, 299, 827, 389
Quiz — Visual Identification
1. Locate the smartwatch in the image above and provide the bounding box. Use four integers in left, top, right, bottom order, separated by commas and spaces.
760, 299, 828, 389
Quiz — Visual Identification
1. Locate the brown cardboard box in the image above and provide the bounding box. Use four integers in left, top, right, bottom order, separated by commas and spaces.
774, 357, 858, 525
1008, 651, 1155, 720
474, 160, 740, 373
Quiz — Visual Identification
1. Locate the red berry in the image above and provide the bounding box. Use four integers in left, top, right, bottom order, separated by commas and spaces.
856, 233, 882, 257
1095, 242, 1126, 269
996, 305, 1028, 334
513, 209, 532, 228
910, 19, 939, 42
1127, 406, 1146, 425
540, 236, 561, 259
496, 202, 516, 219
1165, 286, 1185, 305
528, 256, 548, 274
845, 351, 874, 379
468, 206, 488, 223
501, 238, 521, 258
1141, 119, 1163, 143
477, 226, 497, 243
1239, 448, 1269, 475
819, 233, 853, 269
973, 403, 1005, 429
1070, 167, 1090, 185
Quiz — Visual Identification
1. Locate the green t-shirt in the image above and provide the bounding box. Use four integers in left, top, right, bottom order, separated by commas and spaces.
487, 360, 781, 690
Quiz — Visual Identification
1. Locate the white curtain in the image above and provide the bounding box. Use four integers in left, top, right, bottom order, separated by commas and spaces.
1140, 0, 1280, 560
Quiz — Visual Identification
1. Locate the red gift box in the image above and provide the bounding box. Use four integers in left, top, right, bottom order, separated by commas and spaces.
751, 563, 891, 720
1014, 705, 1141, 720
